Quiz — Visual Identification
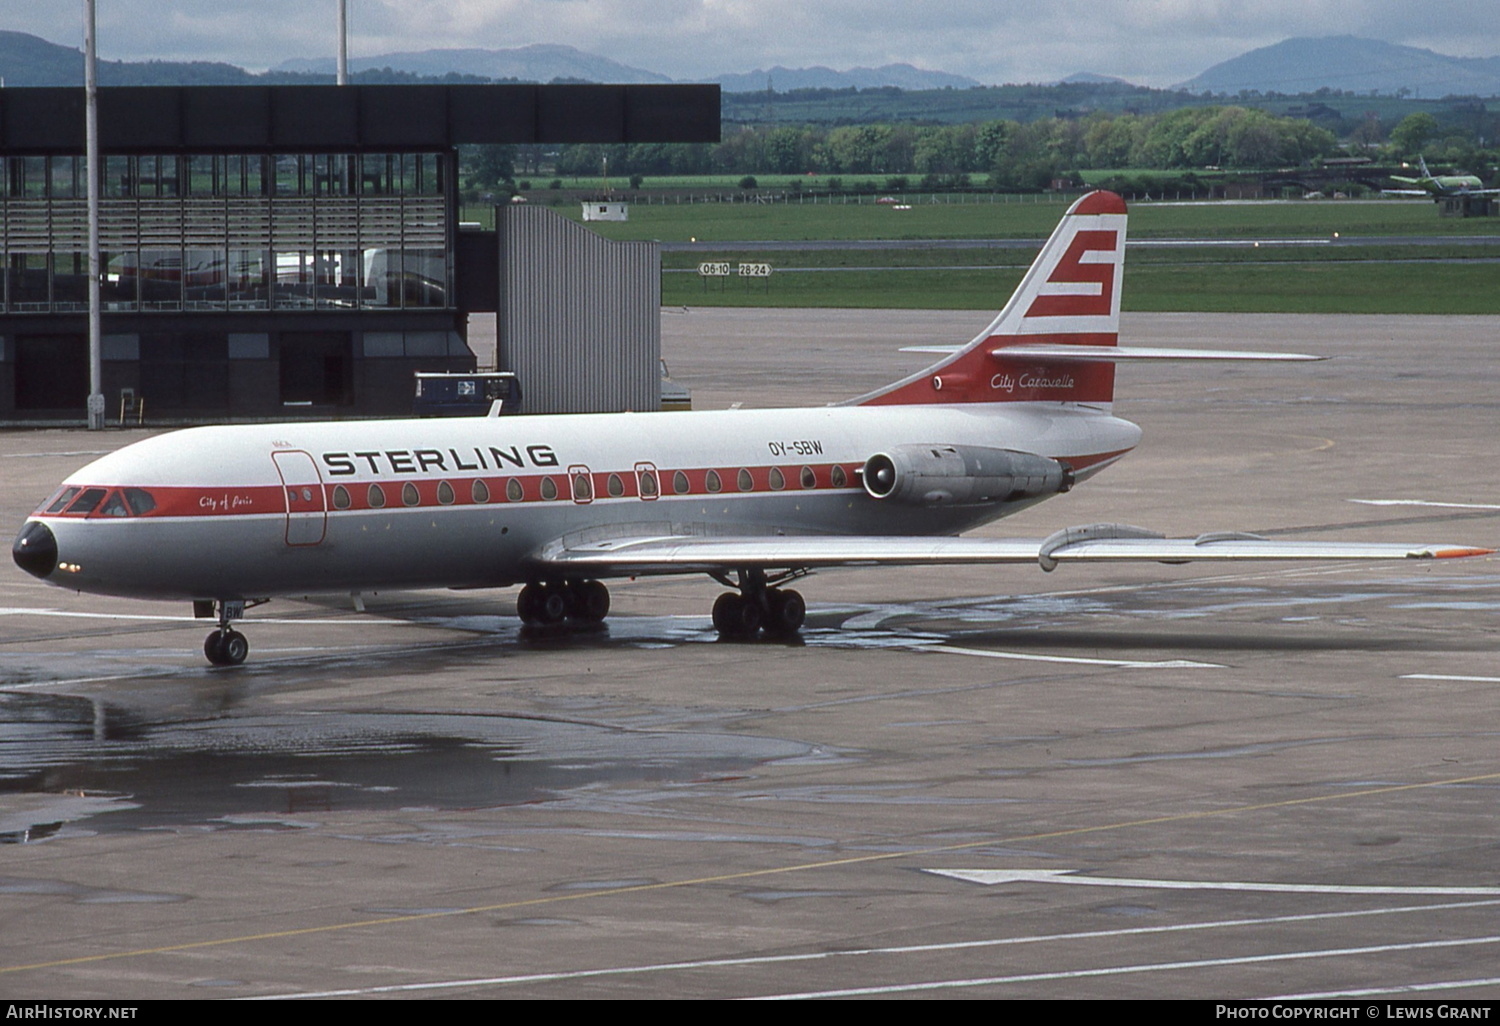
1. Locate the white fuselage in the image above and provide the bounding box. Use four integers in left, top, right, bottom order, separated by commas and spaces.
27, 402, 1140, 602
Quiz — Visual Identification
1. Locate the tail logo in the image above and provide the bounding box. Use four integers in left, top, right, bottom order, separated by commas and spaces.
1025, 230, 1119, 319
991, 371, 1077, 394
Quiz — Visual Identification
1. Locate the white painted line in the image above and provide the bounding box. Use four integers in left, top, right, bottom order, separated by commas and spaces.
925, 867, 1500, 896
749, 934, 1500, 999
0, 607, 415, 626
931, 645, 1223, 669
245, 898, 1500, 1000
1131, 238, 1332, 247
1351, 499, 1500, 511
1401, 673, 1500, 684
1270, 976, 1500, 999
0, 607, 201, 623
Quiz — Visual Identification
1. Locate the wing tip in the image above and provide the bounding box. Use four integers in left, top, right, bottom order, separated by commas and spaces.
1430, 546, 1496, 559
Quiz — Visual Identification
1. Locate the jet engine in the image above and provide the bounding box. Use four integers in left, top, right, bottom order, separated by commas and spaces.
861, 444, 1074, 506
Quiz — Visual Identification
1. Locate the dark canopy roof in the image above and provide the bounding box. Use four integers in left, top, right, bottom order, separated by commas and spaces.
0, 83, 720, 154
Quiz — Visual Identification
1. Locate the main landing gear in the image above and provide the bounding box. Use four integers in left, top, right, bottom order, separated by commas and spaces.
710, 569, 806, 641
517, 579, 611, 627
195, 598, 263, 666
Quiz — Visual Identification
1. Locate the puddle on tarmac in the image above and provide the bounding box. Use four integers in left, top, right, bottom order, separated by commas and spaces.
0, 691, 813, 839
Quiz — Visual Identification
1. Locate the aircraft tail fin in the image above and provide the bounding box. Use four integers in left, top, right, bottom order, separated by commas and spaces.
853, 190, 1127, 408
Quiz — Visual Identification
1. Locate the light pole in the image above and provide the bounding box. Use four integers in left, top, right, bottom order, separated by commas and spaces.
338, 0, 348, 85
84, 0, 104, 430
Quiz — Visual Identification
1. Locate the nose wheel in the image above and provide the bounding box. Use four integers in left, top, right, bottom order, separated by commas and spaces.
204, 628, 249, 666
197, 598, 259, 666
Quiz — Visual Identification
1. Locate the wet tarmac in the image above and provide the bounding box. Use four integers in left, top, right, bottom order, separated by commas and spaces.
1, 311, 1498, 999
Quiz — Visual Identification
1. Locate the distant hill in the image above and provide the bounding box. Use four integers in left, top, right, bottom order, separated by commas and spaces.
716, 64, 979, 93
1177, 36, 1500, 97
274, 43, 670, 84
0, 29, 256, 86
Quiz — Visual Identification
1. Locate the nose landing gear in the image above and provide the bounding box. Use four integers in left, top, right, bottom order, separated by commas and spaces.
204, 627, 249, 666
195, 598, 263, 666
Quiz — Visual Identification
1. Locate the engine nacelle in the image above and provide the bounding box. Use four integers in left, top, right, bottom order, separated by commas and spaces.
861, 444, 1074, 507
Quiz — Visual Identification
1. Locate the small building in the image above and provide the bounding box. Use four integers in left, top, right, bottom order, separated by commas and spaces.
499, 205, 657, 413
581, 202, 629, 222
1439, 195, 1498, 218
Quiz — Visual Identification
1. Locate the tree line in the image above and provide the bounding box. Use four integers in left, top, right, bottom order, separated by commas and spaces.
463, 106, 1497, 196
544, 107, 1338, 188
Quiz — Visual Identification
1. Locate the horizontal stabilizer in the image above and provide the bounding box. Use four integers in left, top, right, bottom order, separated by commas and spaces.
900, 345, 1324, 362
992, 345, 1324, 362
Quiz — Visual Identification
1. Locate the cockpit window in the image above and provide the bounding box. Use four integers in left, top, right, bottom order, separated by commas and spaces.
122, 488, 156, 516
66, 488, 107, 515
98, 491, 130, 517
45, 487, 80, 513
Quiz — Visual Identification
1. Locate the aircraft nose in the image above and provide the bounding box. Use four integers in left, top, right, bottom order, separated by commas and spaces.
12, 520, 57, 579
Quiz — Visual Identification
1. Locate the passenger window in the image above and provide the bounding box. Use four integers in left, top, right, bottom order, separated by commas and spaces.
541, 477, 558, 501
705, 470, 722, 493
437, 481, 455, 505
402, 482, 420, 506
737, 468, 753, 491
332, 485, 351, 510
506, 478, 524, 502
800, 466, 816, 489
831, 465, 847, 488
472, 479, 490, 504
638, 470, 658, 497
572, 473, 592, 501
769, 467, 785, 491
368, 484, 387, 508
607, 473, 624, 497
673, 470, 690, 495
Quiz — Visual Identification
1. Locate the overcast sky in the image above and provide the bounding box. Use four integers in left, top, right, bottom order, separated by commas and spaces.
6, 1, 1499, 87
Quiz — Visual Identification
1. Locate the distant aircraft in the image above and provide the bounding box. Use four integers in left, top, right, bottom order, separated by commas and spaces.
1383, 156, 1500, 199
12, 192, 1491, 665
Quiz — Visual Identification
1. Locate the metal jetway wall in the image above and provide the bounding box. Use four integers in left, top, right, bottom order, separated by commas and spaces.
497, 204, 660, 414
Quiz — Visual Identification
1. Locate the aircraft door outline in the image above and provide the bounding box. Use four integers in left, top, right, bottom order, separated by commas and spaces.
569, 464, 594, 505
271, 450, 327, 546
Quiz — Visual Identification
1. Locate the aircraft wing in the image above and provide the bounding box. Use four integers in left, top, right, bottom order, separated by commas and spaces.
531, 523, 1490, 577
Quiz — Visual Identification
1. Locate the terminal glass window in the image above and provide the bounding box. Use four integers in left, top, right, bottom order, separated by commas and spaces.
49, 157, 81, 199
0, 150, 451, 314
52, 251, 88, 311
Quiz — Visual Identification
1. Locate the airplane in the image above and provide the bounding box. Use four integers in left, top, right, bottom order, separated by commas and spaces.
11, 190, 1492, 666
1382, 156, 1500, 199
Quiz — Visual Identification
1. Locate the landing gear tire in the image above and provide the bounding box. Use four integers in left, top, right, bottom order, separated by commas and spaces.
566, 579, 610, 623
763, 588, 806, 637
712, 592, 762, 640
204, 629, 248, 666
518, 581, 577, 626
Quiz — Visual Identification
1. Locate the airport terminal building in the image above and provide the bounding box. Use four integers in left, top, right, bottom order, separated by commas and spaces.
0, 83, 717, 421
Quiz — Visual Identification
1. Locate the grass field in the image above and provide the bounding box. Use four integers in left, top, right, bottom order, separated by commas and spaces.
507, 197, 1498, 242
667, 262, 1500, 314
466, 195, 1500, 313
